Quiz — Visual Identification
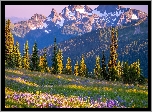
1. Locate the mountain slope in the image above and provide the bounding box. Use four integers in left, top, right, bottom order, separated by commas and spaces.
8, 5, 148, 53
39, 17, 148, 78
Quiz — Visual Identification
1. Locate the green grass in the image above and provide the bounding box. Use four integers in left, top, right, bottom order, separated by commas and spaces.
5, 68, 148, 108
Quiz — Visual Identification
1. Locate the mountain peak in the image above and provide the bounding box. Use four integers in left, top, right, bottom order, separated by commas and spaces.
84, 5, 93, 13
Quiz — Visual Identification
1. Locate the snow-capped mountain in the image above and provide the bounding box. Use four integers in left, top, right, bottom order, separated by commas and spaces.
9, 5, 148, 38
6, 5, 148, 54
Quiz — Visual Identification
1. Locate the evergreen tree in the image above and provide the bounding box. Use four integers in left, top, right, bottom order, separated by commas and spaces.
94, 55, 101, 79
39, 48, 50, 72
15, 42, 22, 68
56, 49, 64, 74
116, 60, 123, 81
9, 45, 16, 68
65, 57, 72, 75
122, 61, 130, 84
79, 55, 87, 77
74, 61, 79, 76
30, 42, 39, 71
101, 51, 107, 80
51, 37, 58, 74
5, 19, 14, 67
39, 56, 45, 72
22, 41, 30, 69
122, 60, 141, 84
108, 28, 118, 81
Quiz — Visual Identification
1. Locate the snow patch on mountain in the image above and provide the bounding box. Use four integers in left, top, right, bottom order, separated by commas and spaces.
56, 18, 65, 26
43, 23, 48, 28
132, 14, 138, 20
76, 8, 86, 13
31, 27, 37, 30
45, 30, 49, 33
47, 17, 52, 21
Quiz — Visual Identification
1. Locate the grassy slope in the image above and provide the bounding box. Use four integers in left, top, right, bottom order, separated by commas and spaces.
5, 68, 148, 108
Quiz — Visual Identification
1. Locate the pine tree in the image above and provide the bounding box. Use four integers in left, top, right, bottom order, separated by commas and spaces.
116, 60, 123, 81
56, 49, 64, 74
74, 61, 79, 76
51, 37, 58, 74
122, 61, 130, 84
9, 45, 16, 68
22, 41, 30, 69
39, 56, 45, 72
108, 28, 118, 81
101, 51, 107, 80
5, 19, 14, 67
65, 57, 72, 75
14, 42, 22, 68
39, 48, 50, 73
79, 55, 87, 77
94, 55, 101, 79
30, 42, 39, 71
122, 60, 141, 84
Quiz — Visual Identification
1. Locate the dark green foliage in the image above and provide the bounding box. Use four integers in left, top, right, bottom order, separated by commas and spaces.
122, 60, 141, 84
137, 74, 146, 85
94, 55, 101, 80
43, 48, 49, 72
30, 42, 39, 71
107, 67, 118, 81
122, 61, 130, 84
51, 37, 58, 74
101, 51, 107, 80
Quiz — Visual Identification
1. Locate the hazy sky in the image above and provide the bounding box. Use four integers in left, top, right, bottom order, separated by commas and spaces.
5, 5, 148, 19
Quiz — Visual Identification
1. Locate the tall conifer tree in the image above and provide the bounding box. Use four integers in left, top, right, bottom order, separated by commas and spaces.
56, 49, 64, 74
74, 61, 79, 76
30, 42, 39, 71
22, 41, 30, 69
51, 37, 58, 74
94, 55, 101, 79
15, 42, 22, 68
79, 55, 87, 77
101, 51, 107, 80
5, 19, 14, 67
108, 28, 118, 81
65, 57, 72, 75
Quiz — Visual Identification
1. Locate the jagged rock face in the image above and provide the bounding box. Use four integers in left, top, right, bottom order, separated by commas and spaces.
12, 14, 46, 37
28, 13, 46, 29
9, 5, 148, 37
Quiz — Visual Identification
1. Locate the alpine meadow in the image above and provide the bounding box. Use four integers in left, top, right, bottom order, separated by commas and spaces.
4, 4, 149, 109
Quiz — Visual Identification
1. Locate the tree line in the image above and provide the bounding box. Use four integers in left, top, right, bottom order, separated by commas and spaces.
5, 19, 146, 85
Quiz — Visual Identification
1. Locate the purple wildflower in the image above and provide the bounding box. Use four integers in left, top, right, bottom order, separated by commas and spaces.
107, 100, 117, 108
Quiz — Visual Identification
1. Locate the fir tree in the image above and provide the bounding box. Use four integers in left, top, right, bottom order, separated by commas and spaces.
39, 56, 45, 72
30, 42, 39, 71
122, 61, 130, 84
79, 55, 87, 77
108, 28, 118, 81
40, 48, 50, 72
9, 45, 16, 68
22, 41, 30, 69
15, 42, 22, 68
65, 57, 72, 75
51, 37, 58, 74
56, 49, 64, 74
74, 61, 79, 76
5, 19, 14, 67
94, 55, 101, 79
116, 60, 123, 81
101, 51, 107, 80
